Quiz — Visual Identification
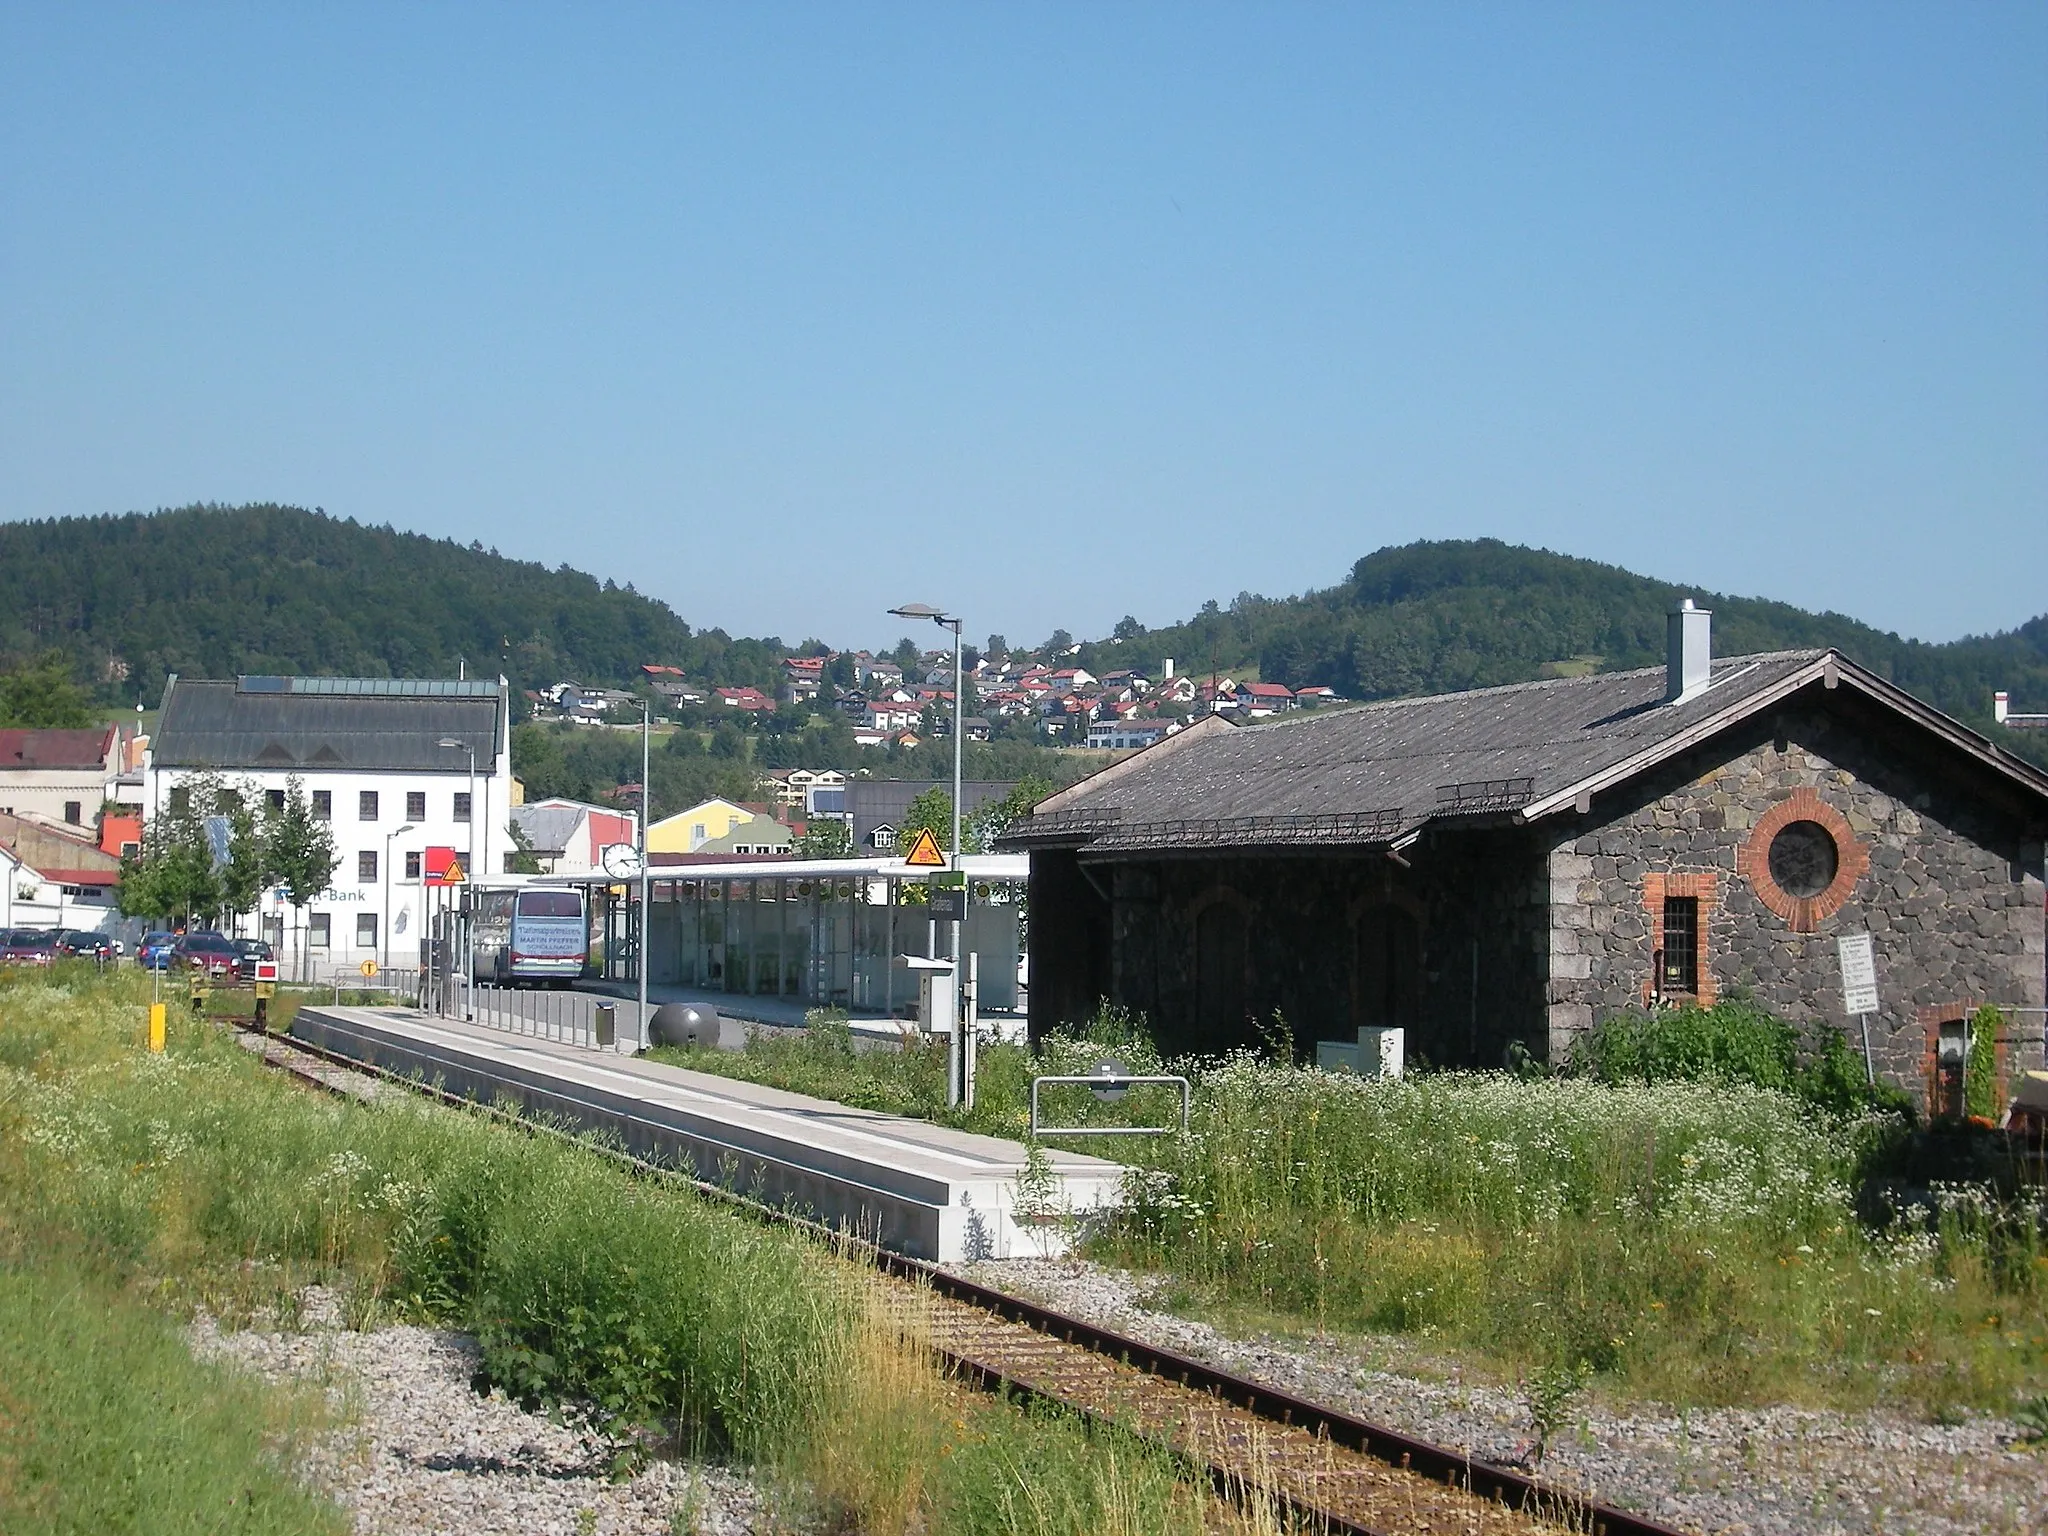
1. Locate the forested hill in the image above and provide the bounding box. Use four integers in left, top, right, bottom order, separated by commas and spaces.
0, 504, 789, 699
1077, 540, 2048, 741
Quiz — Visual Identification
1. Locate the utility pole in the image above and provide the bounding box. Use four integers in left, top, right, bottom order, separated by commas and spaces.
639, 699, 650, 1047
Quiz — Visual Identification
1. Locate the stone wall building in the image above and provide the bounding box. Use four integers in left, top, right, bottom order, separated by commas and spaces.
1006, 607, 2048, 1108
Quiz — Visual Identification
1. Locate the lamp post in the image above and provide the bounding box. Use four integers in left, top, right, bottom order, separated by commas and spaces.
381, 823, 415, 976
890, 602, 969, 1107
639, 699, 650, 1044
887, 603, 965, 895
438, 737, 478, 1008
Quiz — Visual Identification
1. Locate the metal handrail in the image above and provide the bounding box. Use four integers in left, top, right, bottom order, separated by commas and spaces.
1029, 1074, 1191, 1137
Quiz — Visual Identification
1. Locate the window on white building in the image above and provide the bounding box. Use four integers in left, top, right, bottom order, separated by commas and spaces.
308, 913, 330, 949
359, 790, 379, 822
454, 793, 472, 823
312, 790, 332, 821
358, 850, 377, 882
406, 791, 426, 821
356, 912, 378, 949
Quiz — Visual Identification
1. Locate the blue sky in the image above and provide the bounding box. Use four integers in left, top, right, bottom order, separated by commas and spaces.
3, 4, 2042, 652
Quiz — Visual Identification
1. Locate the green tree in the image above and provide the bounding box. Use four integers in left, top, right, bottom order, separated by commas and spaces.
793, 819, 853, 858
117, 788, 222, 929
899, 786, 954, 854
265, 776, 338, 981
217, 783, 271, 929
969, 773, 1054, 852
0, 651, 93, 728
504, 820, 545, 875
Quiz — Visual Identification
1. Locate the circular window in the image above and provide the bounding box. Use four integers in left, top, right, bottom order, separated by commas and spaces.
1767, 819, 1839, 899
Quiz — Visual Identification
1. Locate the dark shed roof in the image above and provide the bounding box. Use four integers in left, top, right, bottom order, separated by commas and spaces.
0, 727, 116, 771
1007, 649, 2048, 856
153, 676, 502, 774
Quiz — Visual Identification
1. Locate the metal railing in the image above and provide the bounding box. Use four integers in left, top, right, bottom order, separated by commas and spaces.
462, 984, 644, 1051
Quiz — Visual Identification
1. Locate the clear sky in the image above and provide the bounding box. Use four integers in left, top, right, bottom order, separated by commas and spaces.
3, 4, 2042, 653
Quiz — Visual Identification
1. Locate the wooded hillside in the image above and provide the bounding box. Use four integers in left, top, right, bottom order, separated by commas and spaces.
0, 503, 788, 700
1074, 539, 2048, 743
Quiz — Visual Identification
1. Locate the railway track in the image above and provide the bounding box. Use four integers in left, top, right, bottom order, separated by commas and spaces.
232, 1022, 1685, 1536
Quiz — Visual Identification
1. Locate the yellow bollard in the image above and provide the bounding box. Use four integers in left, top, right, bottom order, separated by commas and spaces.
147, 1002, 166, 1053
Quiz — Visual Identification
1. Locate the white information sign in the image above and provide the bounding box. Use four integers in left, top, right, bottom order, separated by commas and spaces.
1837, 933, 1879, 1016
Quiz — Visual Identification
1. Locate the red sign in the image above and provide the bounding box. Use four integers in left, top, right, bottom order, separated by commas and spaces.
254, 960, 278, 983
423, 846, 467, 887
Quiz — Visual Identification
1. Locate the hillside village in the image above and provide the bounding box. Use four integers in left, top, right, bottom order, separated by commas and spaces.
532, 645, 1348, 748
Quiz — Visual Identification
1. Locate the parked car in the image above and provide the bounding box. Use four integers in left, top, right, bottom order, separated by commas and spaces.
0, 928, 58, 968
170, 931, 240, 979
53, 929, 118, 962
231, 937, 276, 981
137, 931, 179, 970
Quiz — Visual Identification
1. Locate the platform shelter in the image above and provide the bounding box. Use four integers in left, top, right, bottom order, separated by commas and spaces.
556, 854, 1029, 1020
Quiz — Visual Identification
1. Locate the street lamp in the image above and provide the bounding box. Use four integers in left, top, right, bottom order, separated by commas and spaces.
888, 603, 965, 887
438, 737, 479, 1011
437, 738, 478, 875
381, 823, 415, 975
638, 699, 650, 1044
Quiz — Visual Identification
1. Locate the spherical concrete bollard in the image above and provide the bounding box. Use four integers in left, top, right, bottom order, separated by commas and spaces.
649, 1001, 720, 1050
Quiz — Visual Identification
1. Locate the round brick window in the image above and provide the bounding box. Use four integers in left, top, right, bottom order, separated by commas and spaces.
1767, 819, 1838, 898
1737, 787, 1869, 933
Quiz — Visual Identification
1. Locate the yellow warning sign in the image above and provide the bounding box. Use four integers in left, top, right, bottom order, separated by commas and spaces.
443, 859, 465, 884
902, 827, 947, 868
359, 959, 380, 980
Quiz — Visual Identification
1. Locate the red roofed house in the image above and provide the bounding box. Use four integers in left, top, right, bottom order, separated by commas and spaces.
0, 810, 122, 927
715, 686, 776, 712
1237, 681, 1296, 717
0, 726, 124, 829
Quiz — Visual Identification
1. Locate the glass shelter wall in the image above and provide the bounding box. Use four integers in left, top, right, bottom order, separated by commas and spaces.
640, 871, 1023, 1017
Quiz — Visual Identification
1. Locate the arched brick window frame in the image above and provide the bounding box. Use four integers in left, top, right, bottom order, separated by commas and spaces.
1736, 787, 1869, 933
1641, 870, 1719, 1007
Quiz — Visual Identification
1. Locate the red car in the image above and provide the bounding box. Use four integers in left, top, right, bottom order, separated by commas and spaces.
171, 931, 240, 979
0, 929, 57, 968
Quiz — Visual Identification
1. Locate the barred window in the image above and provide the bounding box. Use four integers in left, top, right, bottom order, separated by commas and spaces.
1661, 897, 1699, 995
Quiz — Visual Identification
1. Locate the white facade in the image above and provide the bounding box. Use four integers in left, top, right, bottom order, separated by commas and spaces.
145, 675, 511, 979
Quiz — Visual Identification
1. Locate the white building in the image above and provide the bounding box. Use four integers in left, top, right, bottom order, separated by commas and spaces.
1085, 719, 1180, 751
146, 675, 511, 977
0, 725, 126, 826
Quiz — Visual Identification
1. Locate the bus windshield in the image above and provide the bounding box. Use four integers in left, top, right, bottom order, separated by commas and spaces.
517, 891, 583, 918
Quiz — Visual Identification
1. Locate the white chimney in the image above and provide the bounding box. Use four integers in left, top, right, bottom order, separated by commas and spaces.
1666, 599, 1712, 703
1994, 691, 2010, 725
1162, 657, 1175, 680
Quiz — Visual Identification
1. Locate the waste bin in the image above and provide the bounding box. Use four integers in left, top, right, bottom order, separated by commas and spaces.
594, 1002, 617, 1048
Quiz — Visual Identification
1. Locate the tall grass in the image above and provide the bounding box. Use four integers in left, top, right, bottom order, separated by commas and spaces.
0, 971, 1236, 1534
0, 1245, 344, 1536
658, 1010, 2048, 1416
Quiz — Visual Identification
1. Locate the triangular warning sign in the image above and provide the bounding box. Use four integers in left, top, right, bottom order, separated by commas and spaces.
902, 827, 947, 868
442, 859, 466, 884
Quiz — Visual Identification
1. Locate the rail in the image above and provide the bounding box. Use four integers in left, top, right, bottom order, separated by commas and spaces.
237, 1021, 1687, 1536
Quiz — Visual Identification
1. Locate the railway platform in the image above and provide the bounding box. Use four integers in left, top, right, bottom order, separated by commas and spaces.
289, 1005, 1124, 1262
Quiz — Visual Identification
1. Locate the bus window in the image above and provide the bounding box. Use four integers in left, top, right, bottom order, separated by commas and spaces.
517, 891, 584, 918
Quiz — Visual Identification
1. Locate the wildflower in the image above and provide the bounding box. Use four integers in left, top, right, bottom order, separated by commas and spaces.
1865, 1308, 1882, 1317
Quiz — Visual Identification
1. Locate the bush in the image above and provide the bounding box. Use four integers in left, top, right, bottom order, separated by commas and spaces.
1568, 997, 1912, 1116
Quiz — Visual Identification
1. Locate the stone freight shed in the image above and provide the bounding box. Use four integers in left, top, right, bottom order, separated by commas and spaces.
1005, 605, 2048, 1102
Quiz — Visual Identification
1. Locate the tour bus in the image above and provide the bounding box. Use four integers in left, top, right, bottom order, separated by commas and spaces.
468, 882, 589, 986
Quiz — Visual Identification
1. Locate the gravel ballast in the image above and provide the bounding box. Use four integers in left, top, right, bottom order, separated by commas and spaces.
191, 1289, 768, 1536
954, 1257, 2044, 1536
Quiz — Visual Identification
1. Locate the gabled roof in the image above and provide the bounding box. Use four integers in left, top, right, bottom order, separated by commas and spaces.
1010, 650, 2048, 855
153, 676, 501, 774
0, 727, 117, 772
